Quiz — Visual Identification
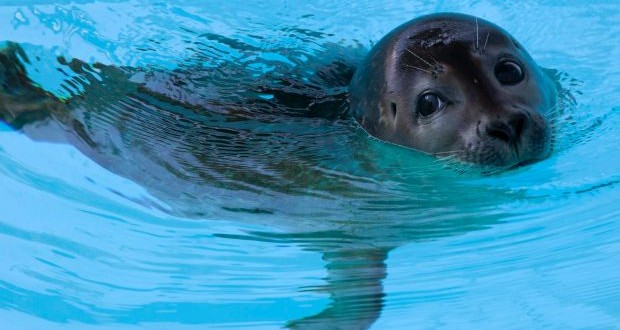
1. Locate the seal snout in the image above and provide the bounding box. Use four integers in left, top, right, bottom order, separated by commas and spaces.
485, 112, 527, 146
478, 109, 551, 166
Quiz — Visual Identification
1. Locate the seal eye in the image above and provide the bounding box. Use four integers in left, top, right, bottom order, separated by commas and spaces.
417, 93, 444, 117
495, 60, 524, 85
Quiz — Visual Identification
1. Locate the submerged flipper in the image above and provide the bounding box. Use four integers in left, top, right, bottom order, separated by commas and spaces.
0, 43, 61, 128
288, 248, 388, 330
253, 58, 356, 120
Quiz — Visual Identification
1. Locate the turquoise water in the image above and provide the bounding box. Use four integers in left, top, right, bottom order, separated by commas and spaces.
1, 1, 619, 329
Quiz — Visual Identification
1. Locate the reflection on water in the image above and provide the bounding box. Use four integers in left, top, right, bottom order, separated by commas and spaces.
0, 1, 619, 329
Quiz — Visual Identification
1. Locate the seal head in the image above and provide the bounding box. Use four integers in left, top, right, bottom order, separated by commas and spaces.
349, 13, 557, 167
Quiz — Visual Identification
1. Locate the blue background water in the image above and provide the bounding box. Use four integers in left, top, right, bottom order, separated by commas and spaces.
1, 1, 619, 329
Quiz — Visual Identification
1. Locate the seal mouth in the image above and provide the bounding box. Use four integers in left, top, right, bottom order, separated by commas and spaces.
465, 112, 552, 168
439, 152, 549, 175
511, 158, 542, 169
444, 135, 552, 170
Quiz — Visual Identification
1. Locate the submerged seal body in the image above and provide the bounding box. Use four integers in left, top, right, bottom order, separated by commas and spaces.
0, 12, 564, 330
0, 13, 558, 170
349, 13, 557, 167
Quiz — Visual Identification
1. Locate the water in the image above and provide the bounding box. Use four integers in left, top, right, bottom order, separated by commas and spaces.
0, 1, 619, 329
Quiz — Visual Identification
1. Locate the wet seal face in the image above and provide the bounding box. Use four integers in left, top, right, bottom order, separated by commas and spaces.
349, 13, 558, 167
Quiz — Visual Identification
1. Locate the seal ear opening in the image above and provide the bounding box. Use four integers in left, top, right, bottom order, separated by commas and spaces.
390, 102, 397, 118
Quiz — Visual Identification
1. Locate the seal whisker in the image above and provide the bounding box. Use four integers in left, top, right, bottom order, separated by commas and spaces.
403, 64, 433, 74
543, 103, 562, 119
434, 150, 468, 162
404, 48, 434, 69
475, 17, 480, 51
434, 149, 466, 156
483, 32, 490, 52
435, 154, 459, 162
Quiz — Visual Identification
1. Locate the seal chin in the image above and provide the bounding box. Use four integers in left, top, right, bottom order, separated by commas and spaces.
456, 137, 551, 168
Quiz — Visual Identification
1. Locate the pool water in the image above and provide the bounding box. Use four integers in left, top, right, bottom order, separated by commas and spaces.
1, 1, 619, 329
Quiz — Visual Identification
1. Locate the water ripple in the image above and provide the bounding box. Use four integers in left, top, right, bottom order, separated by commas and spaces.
1, 1, 620, 329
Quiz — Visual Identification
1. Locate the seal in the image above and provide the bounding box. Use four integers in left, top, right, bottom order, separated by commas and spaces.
349, 13, 557, 167
0, 13, 558, 169
0, 13, 563, 330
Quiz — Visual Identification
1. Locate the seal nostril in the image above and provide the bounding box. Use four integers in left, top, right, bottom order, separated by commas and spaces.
511, 113, 526, 140
486, 113, 528, 145
486, 123, 512, 143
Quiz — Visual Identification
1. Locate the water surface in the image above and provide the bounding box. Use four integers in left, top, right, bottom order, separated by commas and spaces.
1, 1, 619, 329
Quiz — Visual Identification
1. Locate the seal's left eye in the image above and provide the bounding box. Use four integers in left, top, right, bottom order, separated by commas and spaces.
417, 93, 445, 117
495, 60, 524, 85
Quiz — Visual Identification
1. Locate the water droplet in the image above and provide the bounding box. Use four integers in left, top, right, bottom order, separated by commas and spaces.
11, 9, 29, 28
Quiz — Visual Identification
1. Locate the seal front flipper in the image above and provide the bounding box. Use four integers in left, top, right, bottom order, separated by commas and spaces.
254, 59, 354, 120
252, 43, 362, 120
0, 42, 61, 129
287, 248, 388, 330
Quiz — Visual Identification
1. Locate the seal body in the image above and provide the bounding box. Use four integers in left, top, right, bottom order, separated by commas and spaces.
349, 13, 557, 167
